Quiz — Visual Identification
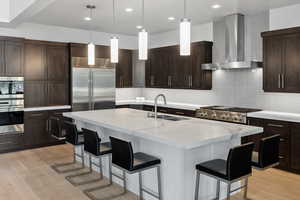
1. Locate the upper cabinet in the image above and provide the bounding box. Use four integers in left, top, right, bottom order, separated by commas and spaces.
145, 41, 213, 90
262, 27, 300, 93
116, 49, 133, 88
0, 37, 24, 77
24, 40, 70, 107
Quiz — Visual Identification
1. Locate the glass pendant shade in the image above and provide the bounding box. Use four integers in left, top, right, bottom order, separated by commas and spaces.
88, 42, 95, 65
180, 18, 191, 56
138, 29, 148, 60
110, 36, 119, 63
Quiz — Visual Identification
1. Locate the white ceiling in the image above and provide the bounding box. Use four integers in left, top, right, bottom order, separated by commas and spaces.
28, 0, 300, 36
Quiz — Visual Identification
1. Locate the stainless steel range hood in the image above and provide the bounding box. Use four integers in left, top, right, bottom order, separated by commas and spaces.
202, 13, 263, 70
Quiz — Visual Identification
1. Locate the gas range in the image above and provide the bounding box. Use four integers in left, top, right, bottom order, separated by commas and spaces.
195, 106, 261, 124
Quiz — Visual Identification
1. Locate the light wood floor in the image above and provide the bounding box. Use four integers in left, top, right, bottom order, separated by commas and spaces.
0, 144, 299, 200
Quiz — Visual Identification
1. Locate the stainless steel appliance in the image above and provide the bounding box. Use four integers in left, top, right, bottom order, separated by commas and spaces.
72, 57, 115, 111
196, 106, 261, 124
0, 77, 24, 135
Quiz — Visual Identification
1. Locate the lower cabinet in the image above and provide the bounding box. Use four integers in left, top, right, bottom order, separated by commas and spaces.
24, 109, 69, 148
0, 134, 24, 153
244, 117, 300, 174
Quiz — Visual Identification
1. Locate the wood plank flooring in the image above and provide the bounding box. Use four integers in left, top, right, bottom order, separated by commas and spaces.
0, 144, 299, 200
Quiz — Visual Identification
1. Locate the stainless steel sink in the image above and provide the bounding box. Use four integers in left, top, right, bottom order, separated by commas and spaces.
147, 113, 189, 121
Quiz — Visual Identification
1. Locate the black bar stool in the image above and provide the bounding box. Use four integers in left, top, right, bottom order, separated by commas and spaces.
51, 120, 85, 173
66, 128, 112, 186
109, 136, 162, 200
252, 134, 280, 170
194, 142, 254, 200
49, 116, 65, 140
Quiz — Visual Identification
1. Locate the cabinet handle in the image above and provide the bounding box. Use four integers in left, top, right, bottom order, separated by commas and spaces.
190, 76, 193, 87
31, 113, 43, 117
278, 74, 281, 89
279, 156, 285, 159
0, 141, 13, 145
281, 74, 285, 88
46, 119, 49, 132
280, 138, 285, 142
160, 109, 167, 113
175, 111, 185, 115
267, 123, 284, 128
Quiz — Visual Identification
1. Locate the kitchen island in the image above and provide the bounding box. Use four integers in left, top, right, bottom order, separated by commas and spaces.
64, 108, 263, 200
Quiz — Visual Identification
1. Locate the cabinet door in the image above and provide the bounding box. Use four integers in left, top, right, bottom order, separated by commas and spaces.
264, 120, 290, 169
24, 111, 48, 146
191, 42, 212, 89
47, 81, 68, 106
290, 123, 300, 171
116, 49, 132, 88
24, 81, 47, 107
5, 41, 24, 76
24, 43, 46, 81
243, 118, 264, 151
46, 45, 69, 81
0, 41, 5, 76
282, 34, 300, 92
263, 37, 284, 92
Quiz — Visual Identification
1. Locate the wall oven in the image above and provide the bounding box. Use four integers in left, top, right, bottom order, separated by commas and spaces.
0, 77, 24, 135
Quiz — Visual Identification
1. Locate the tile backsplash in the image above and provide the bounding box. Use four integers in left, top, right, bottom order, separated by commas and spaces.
116, 69, 300, 114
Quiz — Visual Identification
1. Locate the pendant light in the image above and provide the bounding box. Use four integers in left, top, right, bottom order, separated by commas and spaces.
110, 0, 119, 63
180, 0, 191, 56
86, 5, 96, 65
138, 0, 148, 60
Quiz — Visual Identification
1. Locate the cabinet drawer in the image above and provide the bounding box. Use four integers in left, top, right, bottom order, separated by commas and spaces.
25, 111, 48, 119
264, 120, 290, 139
0, 135, 23, 151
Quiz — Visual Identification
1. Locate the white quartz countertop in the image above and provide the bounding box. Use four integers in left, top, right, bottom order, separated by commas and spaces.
24, 105, 71, 112
64, 108, 263, 149
116, 100, 208, 110
248, 111, 300, 123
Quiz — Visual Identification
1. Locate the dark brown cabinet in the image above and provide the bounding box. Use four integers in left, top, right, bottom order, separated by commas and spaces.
146, 41, 212, 90
24, 109, 69, 147
245, 117, 300, 174
0, 37, 24, 77
24, 40, 70, 107
262, 27, 300, 93
116, 49, 133, 88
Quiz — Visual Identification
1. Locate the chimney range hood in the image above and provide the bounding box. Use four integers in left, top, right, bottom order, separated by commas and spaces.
202, 13, 263, 70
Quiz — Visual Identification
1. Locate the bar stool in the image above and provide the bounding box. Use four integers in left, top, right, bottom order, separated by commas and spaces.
66, 128, 112, 186
109, 136, 162, 200
194, 142, 254, 200
51, 120, 85, 173
252, 134, 280, 170
49, 116, 65, 140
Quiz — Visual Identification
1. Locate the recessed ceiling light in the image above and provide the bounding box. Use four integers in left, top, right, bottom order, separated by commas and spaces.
136, 25, 143, 29
211, 4, 221, 9
125, 8, 133, 12
84, 16, 92, 21
168, 16, 175, 21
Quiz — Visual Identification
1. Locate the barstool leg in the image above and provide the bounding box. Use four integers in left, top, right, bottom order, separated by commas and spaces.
194, 171, 200, 200
99, 156, 103, 179
108, 155, 112, 185
139, 172, 143, 200
157, 166, 162, 200
244, 178, 249, 199
227, 183, 231, 200
215, 180, 220, 200
123, 170, 127, 193
89, 154, 92, 172
81, 145, 85, 167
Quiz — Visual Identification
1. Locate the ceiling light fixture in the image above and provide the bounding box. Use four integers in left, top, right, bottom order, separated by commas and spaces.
125, 8, 133, 12
211, 4, 221, 9
168, 16, 175, 21
86, 5, 96, 66
136, 25, 143, 29
138, 0, 148, 60
84, 17, 91, 21
180, 0, 191, 56
110, 0, 119, 63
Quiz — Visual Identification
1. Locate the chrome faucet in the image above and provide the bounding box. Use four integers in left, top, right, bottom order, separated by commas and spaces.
154, 94, 167, 120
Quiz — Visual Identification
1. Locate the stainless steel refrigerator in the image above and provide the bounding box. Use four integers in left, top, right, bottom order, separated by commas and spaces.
71, 57, 115, 111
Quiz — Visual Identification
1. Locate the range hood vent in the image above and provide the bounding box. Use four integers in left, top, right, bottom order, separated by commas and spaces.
202, 13, 263, 70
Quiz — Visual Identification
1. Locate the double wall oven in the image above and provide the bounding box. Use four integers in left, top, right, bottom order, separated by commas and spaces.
0, 77, 24, 135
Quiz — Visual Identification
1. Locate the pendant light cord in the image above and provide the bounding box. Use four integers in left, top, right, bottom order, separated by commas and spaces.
184, 0, 187, 18
142, 0, 145, 27
89, 7, 93, 43
113, 0, 116, 29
